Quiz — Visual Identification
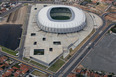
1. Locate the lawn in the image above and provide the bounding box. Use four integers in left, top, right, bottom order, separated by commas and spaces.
0, 46, 18, 56
23, 57, 30, 62
30, 60, 47, 69
31, 70, 48, 77
13, 63, 20, 68
48, 59, 65, 72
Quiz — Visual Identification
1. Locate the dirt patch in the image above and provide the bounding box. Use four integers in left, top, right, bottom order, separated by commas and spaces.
16, 6, 27, 24
0, 6, 27, 25
12, 9, 20, 23
105, 13, 116, 22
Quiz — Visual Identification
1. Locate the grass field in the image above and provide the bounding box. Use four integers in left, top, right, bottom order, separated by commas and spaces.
30, 60, 47, 69
23, 57, 30, 61
0, 46, 18, 56
48, 59, 65, 72
31, 70, 48, 77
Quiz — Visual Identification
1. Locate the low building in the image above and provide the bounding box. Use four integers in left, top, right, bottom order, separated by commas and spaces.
14, 70, 21, 77
2, 68, 14, 77
67, 73, 76, 77
20, 64, 30, 74
0, 56, 8, 63
0, 68, 3, 71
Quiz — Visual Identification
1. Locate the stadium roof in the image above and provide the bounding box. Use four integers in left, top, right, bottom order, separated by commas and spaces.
37, 5, 86, 33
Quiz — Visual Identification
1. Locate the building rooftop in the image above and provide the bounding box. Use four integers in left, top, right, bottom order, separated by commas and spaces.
0, 56, 8, 63
14, 70, 21, 77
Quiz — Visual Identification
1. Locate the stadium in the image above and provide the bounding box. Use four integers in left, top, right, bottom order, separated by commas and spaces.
24, 4, 103, 66
37, 5, 86, 33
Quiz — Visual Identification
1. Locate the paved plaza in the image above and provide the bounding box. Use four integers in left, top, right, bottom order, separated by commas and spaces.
24, 4, 102, 66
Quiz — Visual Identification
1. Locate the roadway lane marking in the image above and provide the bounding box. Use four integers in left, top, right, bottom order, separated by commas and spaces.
58, 46, 90, 77
99, 31, 103, 34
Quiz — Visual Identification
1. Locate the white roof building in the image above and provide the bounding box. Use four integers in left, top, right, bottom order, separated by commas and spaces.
37, 5, 86, 33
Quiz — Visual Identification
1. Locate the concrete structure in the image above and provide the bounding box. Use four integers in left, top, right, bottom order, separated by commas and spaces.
24, 4, 102, 66
37, 5, 86, 33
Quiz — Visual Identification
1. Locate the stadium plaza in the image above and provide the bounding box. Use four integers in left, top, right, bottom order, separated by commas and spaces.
24, 4, 102, 66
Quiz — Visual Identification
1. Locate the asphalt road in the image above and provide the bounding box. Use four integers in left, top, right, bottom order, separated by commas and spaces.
0, 48, 54, 75
0, 1, 73, 5
54, 12, 116, 77
18, 5, 32, 60
0, 1, 115, 76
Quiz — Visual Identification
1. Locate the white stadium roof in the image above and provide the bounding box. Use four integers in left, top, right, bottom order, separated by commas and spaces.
37, 5, 86, 33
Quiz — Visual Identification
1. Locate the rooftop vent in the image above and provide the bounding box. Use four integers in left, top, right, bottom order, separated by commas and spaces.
49, 48, 53, 51
33, 42, 37, 45
43, 37, 46, 41
53, 41, 61, 45
34, 8, 37, 10
31, 33, 36, 36
44, 5, 47, 7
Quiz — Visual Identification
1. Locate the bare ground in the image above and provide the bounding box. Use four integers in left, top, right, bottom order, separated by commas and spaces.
0, 6, 27, 25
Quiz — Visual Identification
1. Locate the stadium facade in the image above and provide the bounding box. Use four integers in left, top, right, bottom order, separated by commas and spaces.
37, 5, 86, 33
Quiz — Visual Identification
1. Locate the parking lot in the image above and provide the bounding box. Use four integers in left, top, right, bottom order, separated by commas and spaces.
0, 24, 22, 50
81, 33, 116, 74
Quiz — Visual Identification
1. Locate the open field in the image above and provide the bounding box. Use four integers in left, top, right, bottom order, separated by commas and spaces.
0, 6, 27, 25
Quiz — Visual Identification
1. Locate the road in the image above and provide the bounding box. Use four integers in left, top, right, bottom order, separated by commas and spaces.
0, 49, 54, 75
0, 1, 73, 5
105, 1, 115, 12
54, 12, 116, 77
0, 4, 54, 75
18, 5, 31, 60
0, 4, 23, 17
0, 1, 115, 77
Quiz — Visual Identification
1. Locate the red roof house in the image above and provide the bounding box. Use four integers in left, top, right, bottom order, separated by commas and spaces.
14, 70, 21, 77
